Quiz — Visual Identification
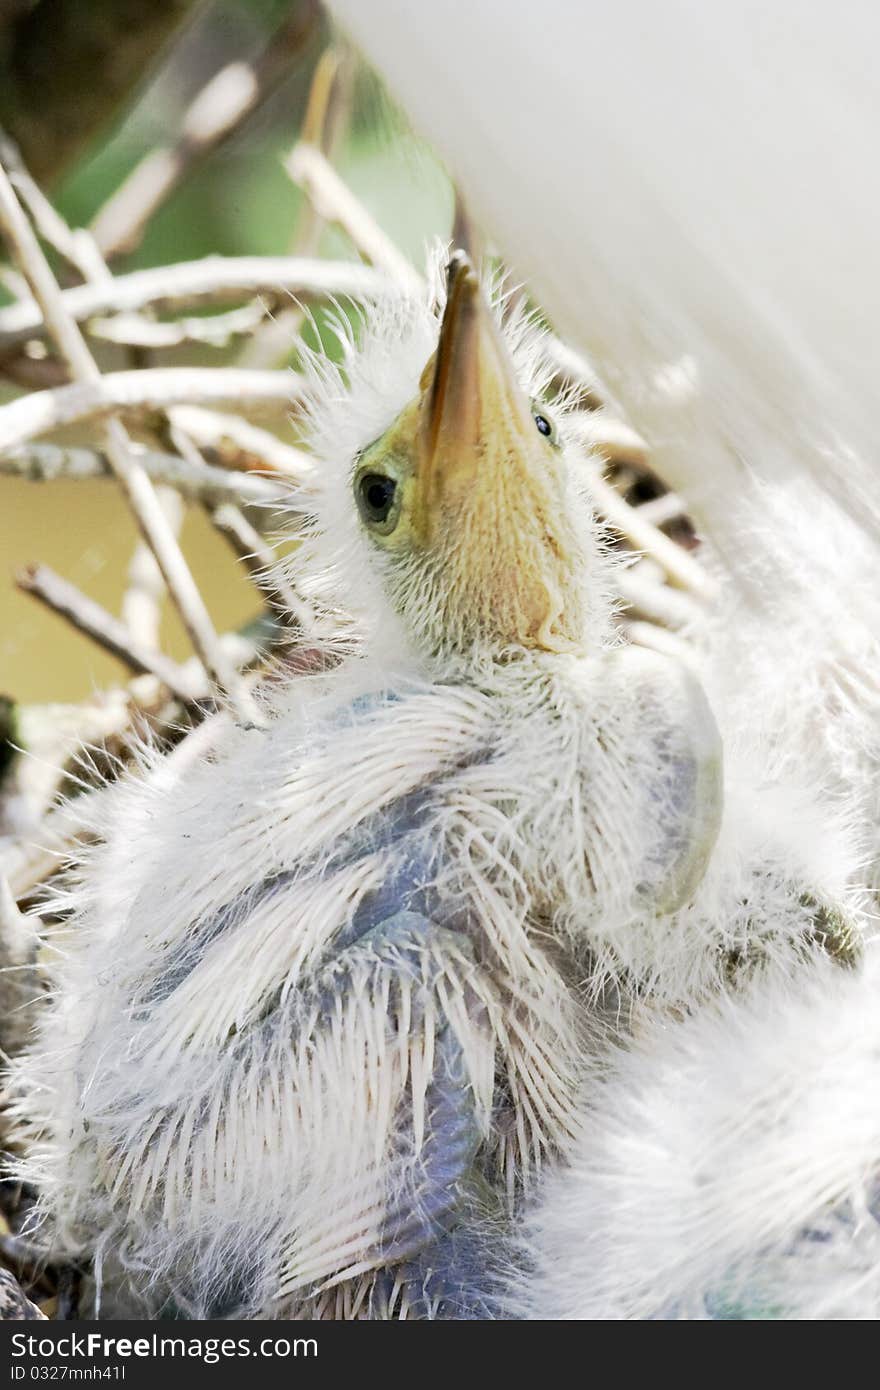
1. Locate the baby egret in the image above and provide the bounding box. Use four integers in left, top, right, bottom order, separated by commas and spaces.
16, 254, 866, 1320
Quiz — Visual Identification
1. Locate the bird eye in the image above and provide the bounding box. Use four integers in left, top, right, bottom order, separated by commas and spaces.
532, 408, 558, 444
356, 471, 399, 531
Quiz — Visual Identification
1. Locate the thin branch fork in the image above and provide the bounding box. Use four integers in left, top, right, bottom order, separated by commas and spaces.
0, 255, 389, 352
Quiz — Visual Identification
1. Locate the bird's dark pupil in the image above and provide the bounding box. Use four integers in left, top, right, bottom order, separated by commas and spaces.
534, 414, 552, 437
361, 473, 396, 519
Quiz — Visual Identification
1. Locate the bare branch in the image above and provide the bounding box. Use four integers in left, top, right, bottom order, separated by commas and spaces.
0, 254, 388, 352
0, 441, 288, 509
568, 411, 650, 469
634, 491, 688, 527
167, 405, 315, 485
91, 2, 321, 260
211, 503, 314, 632
239, 45, 355, 370
122, 486, 182, 649
284, 143, 422, 292
89, 302, 268, 350
17, 564, 202, 706
580, 460, 715, 598
616, 568, 700, 629
0, 367, 300, 455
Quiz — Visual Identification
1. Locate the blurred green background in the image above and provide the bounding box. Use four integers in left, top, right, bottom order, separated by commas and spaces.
0, 0, 451, 703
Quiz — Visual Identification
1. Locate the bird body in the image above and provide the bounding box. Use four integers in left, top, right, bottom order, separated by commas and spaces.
13, 257, 736, 1318
15, 256, 872, 1319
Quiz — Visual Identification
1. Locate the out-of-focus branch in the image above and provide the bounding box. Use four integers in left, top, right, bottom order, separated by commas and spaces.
91, 1, 322, 260
240, 44, 355, 369
0, 160, 257, 721
284, 143, 422, 292
0, 0, 201, 183
89, 302, 268, 350
0, 367, 300, 454
581, 460, 714, 598
16, 564, 201, 706
0, 255, 388, 351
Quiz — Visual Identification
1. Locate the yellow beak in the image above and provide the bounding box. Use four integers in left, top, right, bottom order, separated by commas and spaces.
412, 253, 585, 652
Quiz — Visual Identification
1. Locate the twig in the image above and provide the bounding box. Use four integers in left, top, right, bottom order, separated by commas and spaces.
292, 46, 355, 252
16, 565, 202, 706
122, 487, 182, 649
615, 568, 700, 630
0, 255, 389, 352
634, 492, 687, 527
90, 3, 321, 260
88, 302, 268, 350
210, 503, 314, 631
167, 405, 315, 485
284, 144, 422, 292
0, 162, 256, 720
568, 411, 650, 469
0, 128, 93, 278
580, 461, 714, 597
0, 367, 301, 455
624, 620, 692, 663
0, 441, 288, 509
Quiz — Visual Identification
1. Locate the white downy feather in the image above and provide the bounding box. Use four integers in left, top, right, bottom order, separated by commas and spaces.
511, 939, 880, 1320
14, 265, 863, 1319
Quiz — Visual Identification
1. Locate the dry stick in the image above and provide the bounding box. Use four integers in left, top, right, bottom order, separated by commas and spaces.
624, 619, 692, 663
166, 405, 314, 486
616, 569, 700, 630
0, 442, 287, 508
635, 492, 688, 527
292, 46, 355, 254
211, 504, 313, 631
91, 1, 321, 261
123, 487, 182, 649
0, 256, 389, 351
89, 303, 267, 350
0, 367, 300, 454
285, 144, 423, 293
568, 411, 650, 469
0, 164, 256, 722
581, 463, 715, 598
17, 565, 201, 706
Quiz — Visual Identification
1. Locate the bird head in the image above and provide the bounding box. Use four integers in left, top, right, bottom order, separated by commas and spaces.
331, 253, 597, 667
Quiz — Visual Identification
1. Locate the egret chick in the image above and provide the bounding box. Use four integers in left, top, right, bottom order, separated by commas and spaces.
14, 254, 852, 1320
